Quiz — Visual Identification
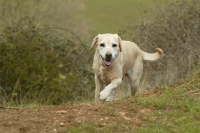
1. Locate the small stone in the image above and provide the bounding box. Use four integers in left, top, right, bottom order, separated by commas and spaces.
59, 122, 65, 126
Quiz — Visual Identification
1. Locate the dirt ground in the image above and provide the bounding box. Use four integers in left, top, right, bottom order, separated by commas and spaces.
0, 90, 161, 133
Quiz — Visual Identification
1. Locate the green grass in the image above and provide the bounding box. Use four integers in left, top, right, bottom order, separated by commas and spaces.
136, 93, 200, 132
69, 123, 97, 133
133, 66, 200, 132
84, 0, 177, 36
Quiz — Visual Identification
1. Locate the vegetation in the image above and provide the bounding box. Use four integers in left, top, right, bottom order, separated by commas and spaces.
0, 0, 89, 40
120, 0, 200, 91
0, 0, 94, 105
135, 68, 200, 132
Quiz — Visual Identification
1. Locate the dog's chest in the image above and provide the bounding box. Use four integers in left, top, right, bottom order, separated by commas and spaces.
97, 67, 111, 85
99, 73, 111, 85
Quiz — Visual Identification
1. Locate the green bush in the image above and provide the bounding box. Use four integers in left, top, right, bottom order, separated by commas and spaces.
120, 0, 200, 90
0, 16, 94, 105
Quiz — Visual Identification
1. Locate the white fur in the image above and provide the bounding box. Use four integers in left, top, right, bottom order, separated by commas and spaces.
90, 34, 163, 102
98, 34, 120, 61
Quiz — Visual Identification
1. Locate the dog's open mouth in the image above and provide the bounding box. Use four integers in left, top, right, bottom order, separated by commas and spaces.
103, 59, 112, 66
100, 55, 112, 66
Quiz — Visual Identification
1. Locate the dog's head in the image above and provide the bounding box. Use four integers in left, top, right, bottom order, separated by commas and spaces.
89, 34, 122, 66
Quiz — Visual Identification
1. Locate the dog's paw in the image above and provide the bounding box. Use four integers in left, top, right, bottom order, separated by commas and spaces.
100, 89, 111, 100
106, 95, 114, 101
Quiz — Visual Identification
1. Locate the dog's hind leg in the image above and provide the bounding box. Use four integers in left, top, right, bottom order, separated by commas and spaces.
128, 78, 140, 96
127, 63, 143, 96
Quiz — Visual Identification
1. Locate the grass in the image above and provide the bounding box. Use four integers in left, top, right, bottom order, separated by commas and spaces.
69, 123, 97, 133
133, 66, 200, 132
84, 0, 177, 36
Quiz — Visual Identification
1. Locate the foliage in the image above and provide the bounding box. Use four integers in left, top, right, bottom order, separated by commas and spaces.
0, 16, 94, 105
0, 0, 89, 40
120, 0, 200, 90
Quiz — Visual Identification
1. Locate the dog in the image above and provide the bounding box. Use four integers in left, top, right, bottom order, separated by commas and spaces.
89, 33, 163, 102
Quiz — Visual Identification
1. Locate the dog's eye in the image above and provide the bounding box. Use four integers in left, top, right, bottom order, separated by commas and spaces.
100, 43, 105, 47
112, 44, 117, 47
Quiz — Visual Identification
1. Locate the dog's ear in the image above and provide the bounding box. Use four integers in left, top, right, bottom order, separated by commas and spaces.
114, 34, 122, 52
117, 35, 122, 52
89, 35, 99, 50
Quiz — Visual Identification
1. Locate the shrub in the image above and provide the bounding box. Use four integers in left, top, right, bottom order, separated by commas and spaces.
0, 16, 94, 105
120, 0, 200, 90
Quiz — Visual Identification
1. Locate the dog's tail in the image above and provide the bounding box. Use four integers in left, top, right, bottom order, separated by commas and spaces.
142, 48, 164, 61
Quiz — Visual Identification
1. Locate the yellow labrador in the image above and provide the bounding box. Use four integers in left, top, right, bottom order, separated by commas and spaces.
90, 33, 163, 102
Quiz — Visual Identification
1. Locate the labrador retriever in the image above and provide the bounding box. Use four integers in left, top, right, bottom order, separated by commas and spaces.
89, 33, 163, 102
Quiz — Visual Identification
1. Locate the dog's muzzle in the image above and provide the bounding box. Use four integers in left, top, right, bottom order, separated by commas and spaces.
100, 54, 112, 66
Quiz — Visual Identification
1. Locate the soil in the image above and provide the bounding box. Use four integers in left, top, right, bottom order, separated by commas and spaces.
0, 90, 160, 133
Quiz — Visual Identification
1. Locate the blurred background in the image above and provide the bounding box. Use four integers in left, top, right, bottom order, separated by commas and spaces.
0, 0, 199, 105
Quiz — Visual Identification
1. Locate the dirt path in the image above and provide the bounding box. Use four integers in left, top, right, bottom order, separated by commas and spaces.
0, 97, 151, 133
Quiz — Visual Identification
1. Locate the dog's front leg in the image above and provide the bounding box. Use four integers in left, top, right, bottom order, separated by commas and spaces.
106, 89, 117, 101
100, 78, 122, 101
95, 74, 103, 103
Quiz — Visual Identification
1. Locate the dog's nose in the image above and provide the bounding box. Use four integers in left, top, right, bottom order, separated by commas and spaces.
106, 53, 112, 59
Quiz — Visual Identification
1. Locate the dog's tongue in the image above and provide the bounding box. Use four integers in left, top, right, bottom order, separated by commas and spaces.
104, 60, 112, 66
